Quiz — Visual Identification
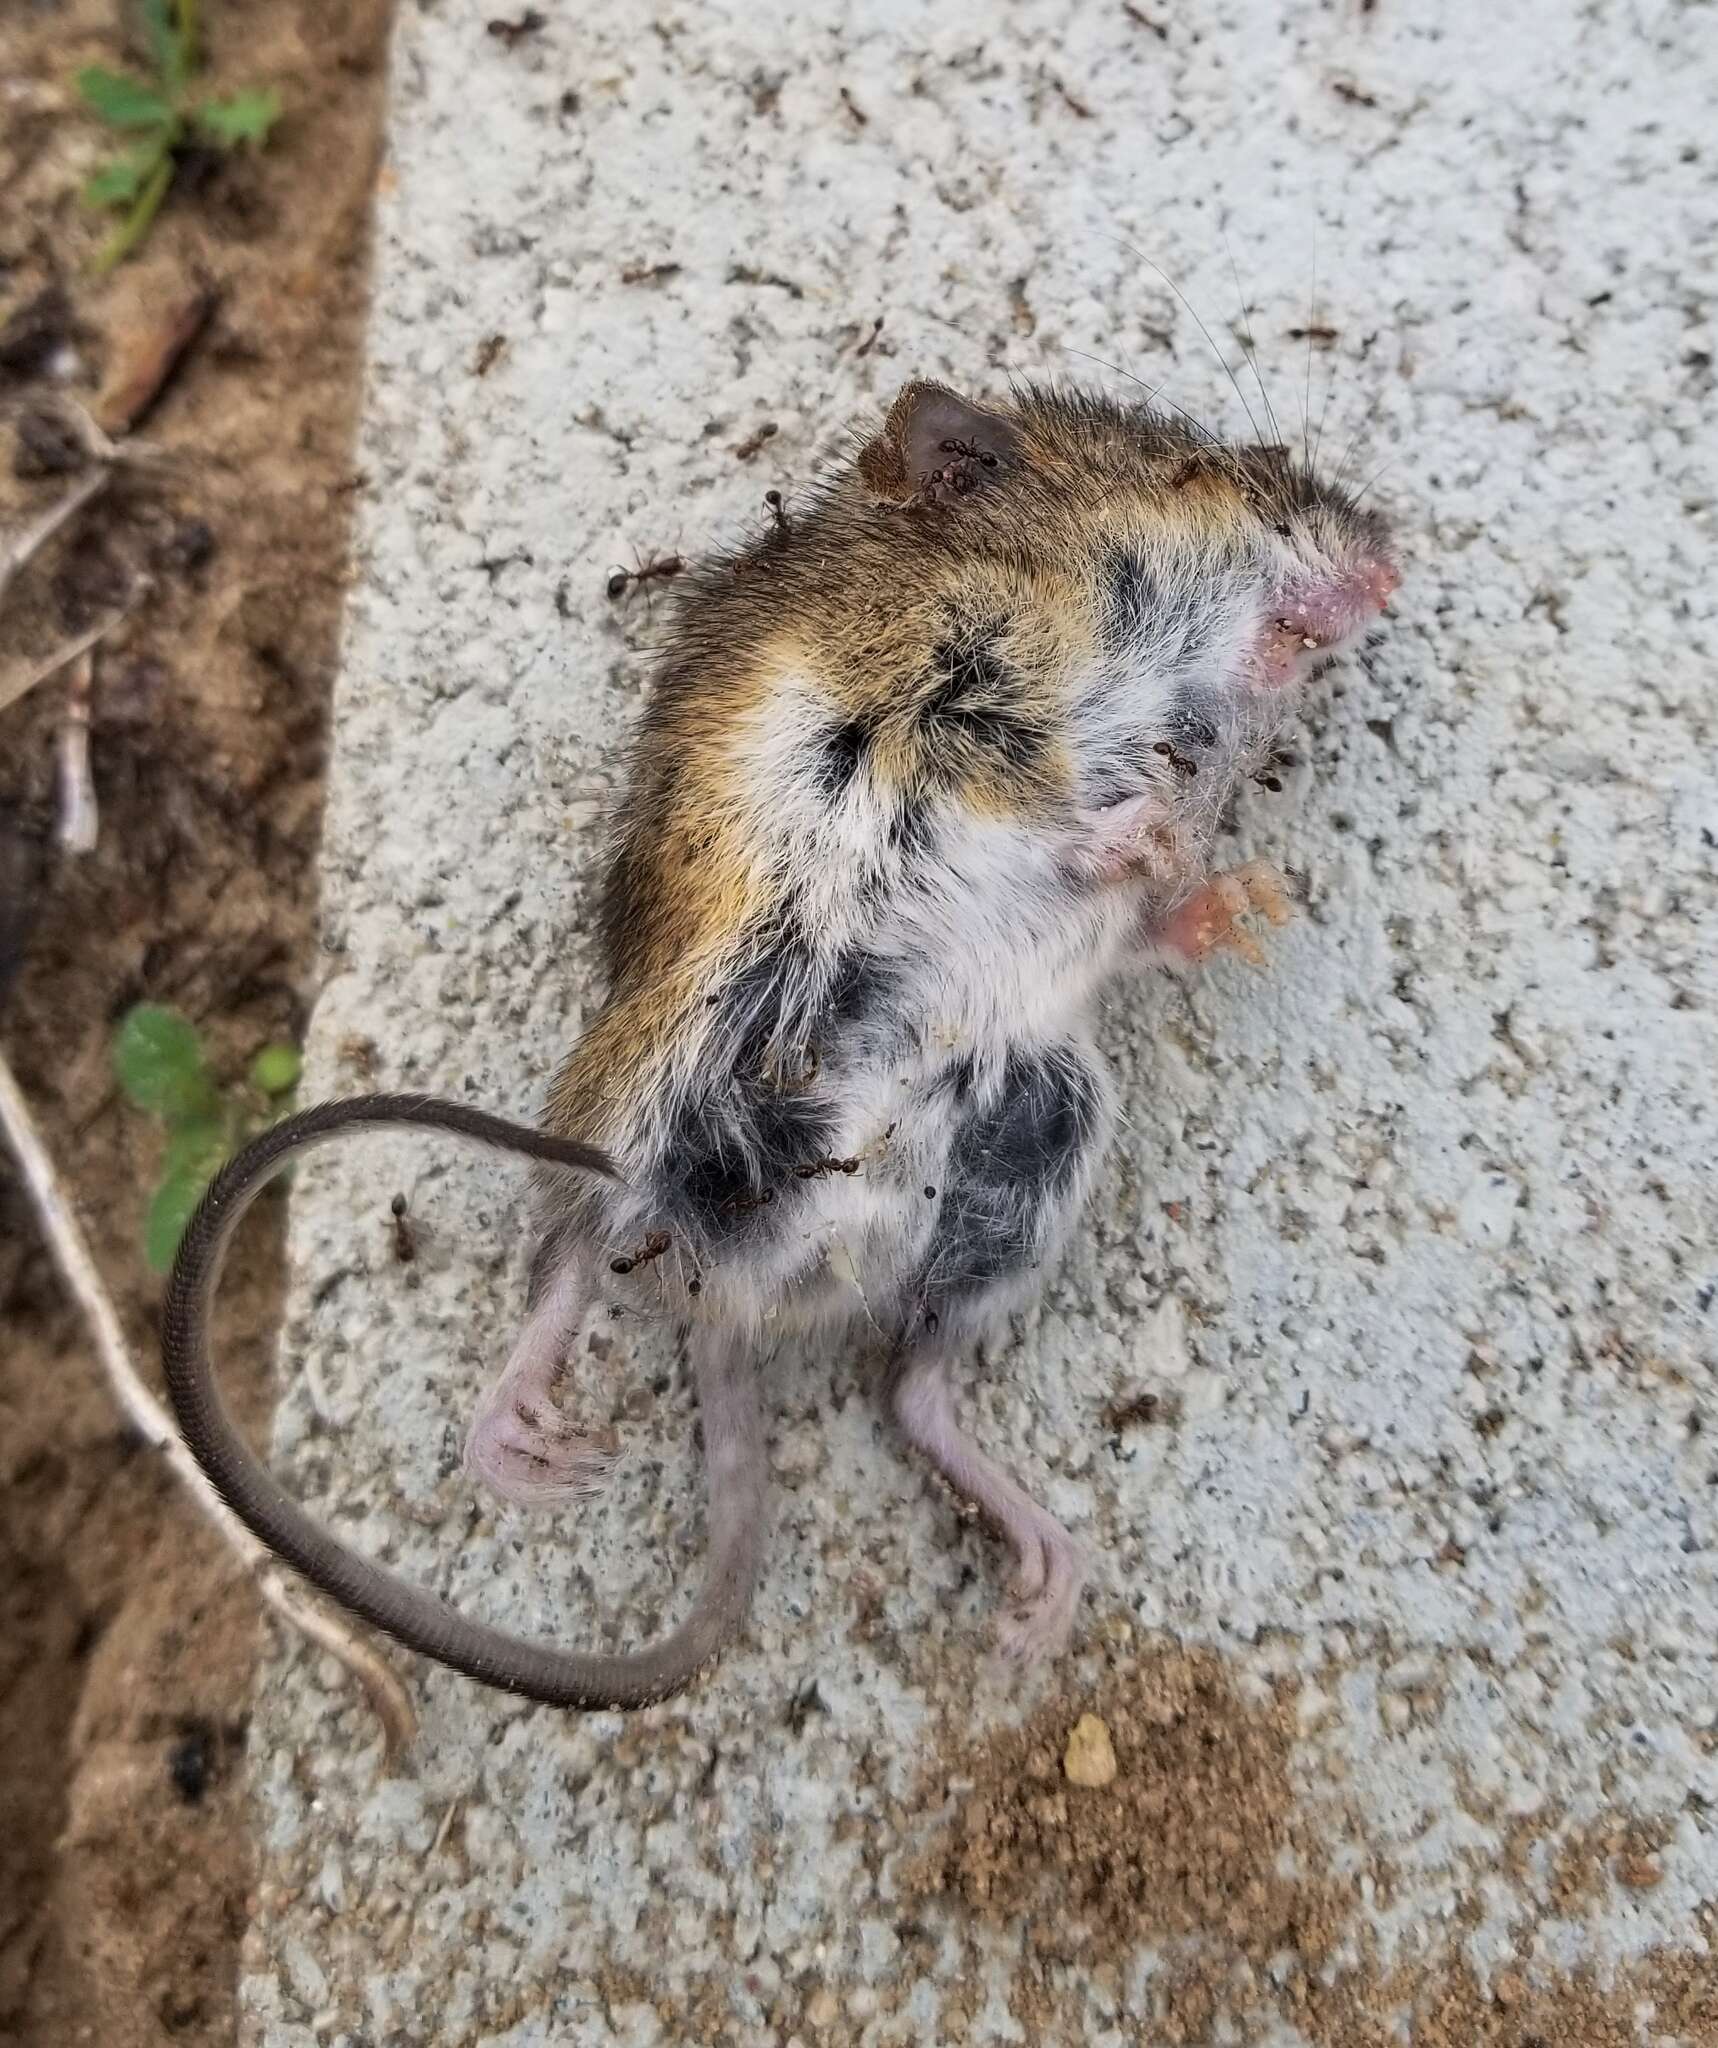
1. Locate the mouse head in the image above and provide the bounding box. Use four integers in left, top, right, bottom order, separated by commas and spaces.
856, 378, 1398, 695
1216, 435, 1399, 687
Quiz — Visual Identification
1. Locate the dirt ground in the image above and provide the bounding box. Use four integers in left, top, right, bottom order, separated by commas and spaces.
0, 2, 391, 2041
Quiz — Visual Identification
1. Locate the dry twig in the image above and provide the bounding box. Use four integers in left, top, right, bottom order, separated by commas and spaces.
0, 392, 168, 655
97, 285, 219, 437
0, 603, 133, 717
55, 650, 99, 854
0, 1043, 418, 1760
0, 398, 162, 713
0, 466, 109, 613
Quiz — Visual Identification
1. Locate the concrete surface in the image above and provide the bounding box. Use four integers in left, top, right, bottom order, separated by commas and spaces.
247, 1, 1718, 2041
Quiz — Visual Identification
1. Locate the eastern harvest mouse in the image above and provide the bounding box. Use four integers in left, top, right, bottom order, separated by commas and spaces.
163, 378, 1398, 1709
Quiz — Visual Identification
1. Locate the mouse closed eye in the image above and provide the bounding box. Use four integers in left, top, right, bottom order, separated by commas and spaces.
163, 370, 1399, 1713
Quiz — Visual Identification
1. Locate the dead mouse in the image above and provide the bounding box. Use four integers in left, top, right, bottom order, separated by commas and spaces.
162, 377, 1399, 1708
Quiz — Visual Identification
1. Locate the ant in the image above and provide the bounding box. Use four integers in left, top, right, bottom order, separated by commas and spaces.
794, 1154, 861, 1181
605, 553, 684, 601
609, 1230, 672, 1277
389, 1192, 416, 1264
1252, 747, 1297, 795
919, 436, 1004, 504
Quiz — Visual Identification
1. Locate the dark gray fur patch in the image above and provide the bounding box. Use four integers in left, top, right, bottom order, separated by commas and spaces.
936, 1052, 976, 1103
919, 1042, 1102, 1301
818, 716, 872, 796
1089, 551, 1227, 804
826, 946, 890, 1025
919, 623, 1051, 775
1101, 549, 1165, 648
1167, 704, 1219, 751
1084, 750, 1146, 810
887, 796, 937, 863
1100, 548, 1211, 665
661, 920, 866, 1240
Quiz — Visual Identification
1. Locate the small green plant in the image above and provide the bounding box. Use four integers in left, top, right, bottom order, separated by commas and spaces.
113, 1002, 302, 1271
77, 0, 282, 275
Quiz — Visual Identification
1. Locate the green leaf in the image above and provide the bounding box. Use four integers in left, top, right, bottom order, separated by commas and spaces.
83, 134, 171, 209
144, 1161, 216, 1272
145, 1097, 238, 1269
248, 1043, 302, 1097
195, 86, 281, 147
161, 1114, 231, 1184
77, 65, 174, 128
140, 0, 182, 88
113, 1004, 219, 1121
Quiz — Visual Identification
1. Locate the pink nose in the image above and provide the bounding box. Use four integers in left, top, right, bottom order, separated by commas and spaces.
1253, 555, 1402, 689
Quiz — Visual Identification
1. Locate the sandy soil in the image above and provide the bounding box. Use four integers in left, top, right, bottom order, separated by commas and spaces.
0, 2, 391, 2040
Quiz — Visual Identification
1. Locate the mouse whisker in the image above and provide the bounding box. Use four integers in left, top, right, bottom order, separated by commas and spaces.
1302, 227, 1318, 475
559, 785, 621, 818
1223, 230, 1283, 447
1312, 345, 1341, 472
1056, 344, 1220, 449
1108, 235, 1264, 444
1351, 452, 1405, 510
1329, 413, 1374, 496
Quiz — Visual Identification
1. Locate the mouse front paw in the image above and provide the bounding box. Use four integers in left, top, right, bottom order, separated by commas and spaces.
465, 1402, 622, 1509
1159, 858, 1294, 968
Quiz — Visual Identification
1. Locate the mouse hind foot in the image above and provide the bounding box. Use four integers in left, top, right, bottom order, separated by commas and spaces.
465, 1255, 623, 1509
890, 1339, 1087, 1666
466, 1401, 622, 1509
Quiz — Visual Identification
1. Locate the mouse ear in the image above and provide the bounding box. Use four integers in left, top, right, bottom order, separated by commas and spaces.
857, 380, 1023, 506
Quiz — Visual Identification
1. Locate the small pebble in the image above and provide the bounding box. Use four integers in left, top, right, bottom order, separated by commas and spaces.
1063, 1712, 1117, 1788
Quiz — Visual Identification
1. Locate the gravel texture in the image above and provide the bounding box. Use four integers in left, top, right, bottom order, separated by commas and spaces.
245, 1, 1717, 2041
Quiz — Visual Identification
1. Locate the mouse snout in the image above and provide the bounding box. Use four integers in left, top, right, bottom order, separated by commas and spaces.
1358, 553, 1400, 612
1315, 549, 1399, 629
1253, 549, 1399, 689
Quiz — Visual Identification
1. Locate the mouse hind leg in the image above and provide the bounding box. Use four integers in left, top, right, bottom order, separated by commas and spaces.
887, 1039, 1110, 1663
891, 1334, 1087, 1662
466, 1250, 621, 1507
